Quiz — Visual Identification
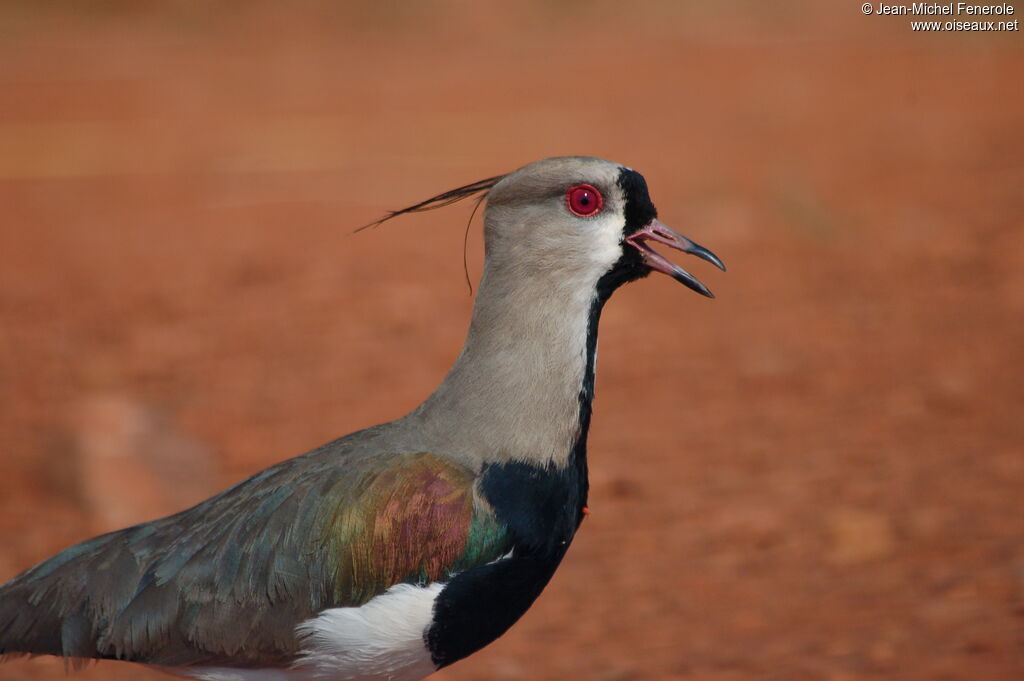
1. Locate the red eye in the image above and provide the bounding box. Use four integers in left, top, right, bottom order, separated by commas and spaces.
566, 184, 603, 217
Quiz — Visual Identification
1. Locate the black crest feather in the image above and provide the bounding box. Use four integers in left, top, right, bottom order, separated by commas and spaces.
356, 174, 505, 232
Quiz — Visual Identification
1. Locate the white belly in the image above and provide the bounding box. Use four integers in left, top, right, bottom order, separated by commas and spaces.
179, 582, 444, 681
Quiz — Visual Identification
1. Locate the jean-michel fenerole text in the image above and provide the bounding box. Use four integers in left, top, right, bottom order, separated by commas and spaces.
874, 2, 1015, 15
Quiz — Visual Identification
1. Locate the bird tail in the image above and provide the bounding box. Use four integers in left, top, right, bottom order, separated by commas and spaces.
0, 531, 123, 664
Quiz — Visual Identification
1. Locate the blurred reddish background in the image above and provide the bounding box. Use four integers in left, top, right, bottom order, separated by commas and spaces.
0, 2, 1021, 680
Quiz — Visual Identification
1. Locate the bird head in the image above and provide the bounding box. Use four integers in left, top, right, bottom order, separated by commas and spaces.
484, 156, 724, 299
363, 156, 724, 299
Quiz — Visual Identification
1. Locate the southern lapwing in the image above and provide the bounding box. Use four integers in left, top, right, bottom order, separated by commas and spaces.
0, 156, 724, 680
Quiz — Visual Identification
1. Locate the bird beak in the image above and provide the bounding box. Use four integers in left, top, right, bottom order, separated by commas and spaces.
625, 219, 726, 298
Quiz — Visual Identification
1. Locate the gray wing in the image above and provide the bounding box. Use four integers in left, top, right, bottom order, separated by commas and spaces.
0, 429, 385, 669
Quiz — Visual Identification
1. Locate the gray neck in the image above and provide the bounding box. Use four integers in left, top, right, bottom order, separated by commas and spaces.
405, 260, 599, 469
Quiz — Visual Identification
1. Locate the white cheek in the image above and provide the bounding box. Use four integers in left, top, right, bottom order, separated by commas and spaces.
586, 212, 627, 274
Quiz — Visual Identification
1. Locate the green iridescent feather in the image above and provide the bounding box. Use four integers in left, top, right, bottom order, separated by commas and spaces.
316, 452, 511, 605
0, 445, 511, 667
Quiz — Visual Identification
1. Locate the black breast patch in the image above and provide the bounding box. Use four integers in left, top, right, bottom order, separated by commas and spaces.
424, 459, 586, 668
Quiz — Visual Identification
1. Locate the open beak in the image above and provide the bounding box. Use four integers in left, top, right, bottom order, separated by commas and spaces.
625, 219, 726, 297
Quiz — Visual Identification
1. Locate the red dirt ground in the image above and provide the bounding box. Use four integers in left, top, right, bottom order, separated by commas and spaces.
0, 3, 1021, 680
